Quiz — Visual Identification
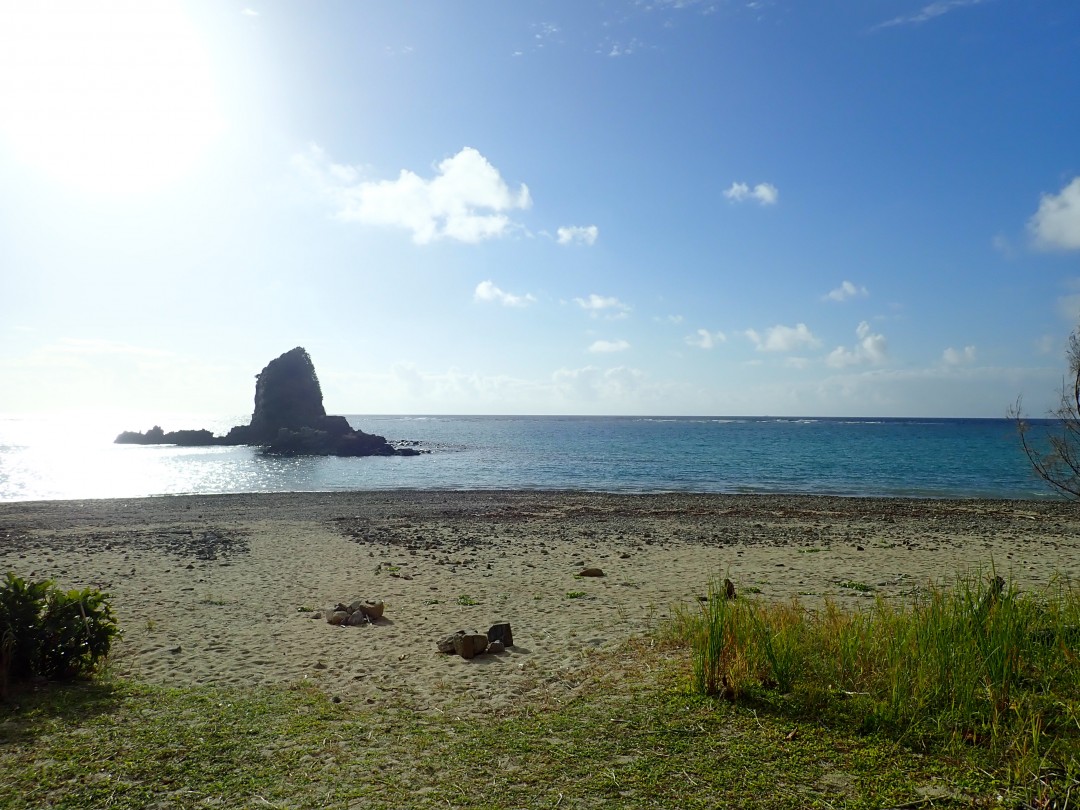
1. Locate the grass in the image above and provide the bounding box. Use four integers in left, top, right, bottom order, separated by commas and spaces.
1, 573, 1077, 808
0, 655, 997, 810
674, 573, 1080, 806
455, 593, 480, 606
566, 590, 587, 599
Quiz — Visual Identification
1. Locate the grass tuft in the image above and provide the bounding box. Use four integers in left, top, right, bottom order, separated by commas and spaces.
677, 572, 1080, 804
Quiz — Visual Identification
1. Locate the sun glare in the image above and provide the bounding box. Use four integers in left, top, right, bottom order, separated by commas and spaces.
0, 0, 225, 195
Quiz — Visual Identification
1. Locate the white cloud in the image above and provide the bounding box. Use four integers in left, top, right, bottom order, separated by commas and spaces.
685, 329, 726, 349
942, 345, 977, 366
474, 280, 536, 307
588, 339, 631, 353
824, 280, 869, 302
573, 293, 631, 317
724, 181, 779, 206
874, 0, 989, 29
1029, 177, 1080, 251
1057, 292, 1080, 323
553, 365, 645, 402
241, 8, 259, 16
827, 321, 888, 368
991, 234, 1015, 258
294, 144, 531, 244
556, 225, 599, 246
604, 38, 644, 57
745, 323, 820, 352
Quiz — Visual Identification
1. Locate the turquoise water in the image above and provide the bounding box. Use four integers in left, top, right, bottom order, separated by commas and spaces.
0, 414, 1055, 502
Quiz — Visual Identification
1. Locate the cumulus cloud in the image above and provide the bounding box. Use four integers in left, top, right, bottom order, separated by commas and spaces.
685, 329, 726, 349
824, 280, 869, 302
556, 225, 599, 246
589, 339, 630, 353
474, 280, 536, 307
827, 321, 888, 368
293, 144, 531, 244
573, 294, 631, 318
942, 345, 976, 366
745, 323, 820, 352
724, 181, 779, 206
1029, 177, 1080, 251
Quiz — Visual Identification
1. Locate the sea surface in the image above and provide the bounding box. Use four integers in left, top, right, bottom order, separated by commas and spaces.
0, 414, 1060, 502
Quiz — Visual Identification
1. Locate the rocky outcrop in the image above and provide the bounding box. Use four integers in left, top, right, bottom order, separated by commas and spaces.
115, 347, 422, 457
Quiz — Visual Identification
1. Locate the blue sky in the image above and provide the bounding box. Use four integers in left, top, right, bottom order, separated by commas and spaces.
1, 0, 1079, 419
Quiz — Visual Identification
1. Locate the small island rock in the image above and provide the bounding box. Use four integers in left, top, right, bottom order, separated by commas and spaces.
115, 347, 422, 458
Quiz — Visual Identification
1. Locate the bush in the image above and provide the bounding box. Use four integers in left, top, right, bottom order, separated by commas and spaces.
0, 572, 119, 692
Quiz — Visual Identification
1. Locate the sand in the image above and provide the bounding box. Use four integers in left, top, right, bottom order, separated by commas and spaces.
2, 491, 1078, 710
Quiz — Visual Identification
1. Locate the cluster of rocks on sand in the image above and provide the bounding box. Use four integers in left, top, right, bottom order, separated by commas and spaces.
437, 622, 515, 659
321, 599, 515, 662
321, 599, 385, 626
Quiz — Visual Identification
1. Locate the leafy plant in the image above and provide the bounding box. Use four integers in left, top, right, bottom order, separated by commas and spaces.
456, 594, 480, 606
0, 573, 50, 683
0, 572, 119, 688
838, 580, 874, 593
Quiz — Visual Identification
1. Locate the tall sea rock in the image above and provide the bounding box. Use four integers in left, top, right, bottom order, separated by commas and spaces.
116, 347, 419, 457
250, 347, 327, 438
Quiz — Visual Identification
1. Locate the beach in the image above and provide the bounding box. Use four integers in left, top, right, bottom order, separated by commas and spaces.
2, 491, 1078, 710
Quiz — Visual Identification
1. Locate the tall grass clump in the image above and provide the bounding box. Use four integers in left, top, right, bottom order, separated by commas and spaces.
679, 573, 1080, 798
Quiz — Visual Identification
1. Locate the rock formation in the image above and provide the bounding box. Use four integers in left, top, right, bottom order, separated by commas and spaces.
116, 347, 421, 457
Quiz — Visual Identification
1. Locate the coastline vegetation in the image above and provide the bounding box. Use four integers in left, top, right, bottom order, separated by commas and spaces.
1, 573, 1077, 808
677, 573, 1080, 806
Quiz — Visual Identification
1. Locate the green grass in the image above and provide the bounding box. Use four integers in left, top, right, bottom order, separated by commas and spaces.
2, 574, 1078, 808
455, 593, 480, 606
0, 658, 1001, 809
674, 573, 1080, 806
566, 590, 587, 599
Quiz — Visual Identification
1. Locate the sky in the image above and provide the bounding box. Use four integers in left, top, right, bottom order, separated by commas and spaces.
1, 0, 1079, 420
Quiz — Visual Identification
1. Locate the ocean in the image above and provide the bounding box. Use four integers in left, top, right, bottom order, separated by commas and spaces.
0, 414, 1059, 502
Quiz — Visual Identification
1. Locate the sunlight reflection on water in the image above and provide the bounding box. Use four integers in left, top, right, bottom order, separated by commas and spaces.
0, 412, 1052, 502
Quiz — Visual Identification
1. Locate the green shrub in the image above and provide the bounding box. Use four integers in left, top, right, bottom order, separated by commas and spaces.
0, 572, 119, 689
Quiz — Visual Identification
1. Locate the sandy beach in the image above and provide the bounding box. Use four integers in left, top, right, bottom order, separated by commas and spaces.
2, 491, 1077, 710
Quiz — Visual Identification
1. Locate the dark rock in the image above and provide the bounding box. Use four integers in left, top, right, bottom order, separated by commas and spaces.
487, 639, 505, 654
578, 567, 605, 577
454, 633, 489, 659
359, 600, 384, 620
346, 611, 369, 627
724, 578, 736, 600
487, 622, 514, 647
327, 611, 349, 626
249, 347, 326, 440
438, 631, 466, 654
114, 347, 423, 457
114, 426, 216, 446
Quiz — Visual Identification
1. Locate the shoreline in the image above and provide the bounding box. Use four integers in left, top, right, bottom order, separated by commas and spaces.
2, 490, 1078, 709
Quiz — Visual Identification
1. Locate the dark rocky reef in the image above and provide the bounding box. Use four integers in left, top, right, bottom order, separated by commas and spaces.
115, 347, 421, 457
